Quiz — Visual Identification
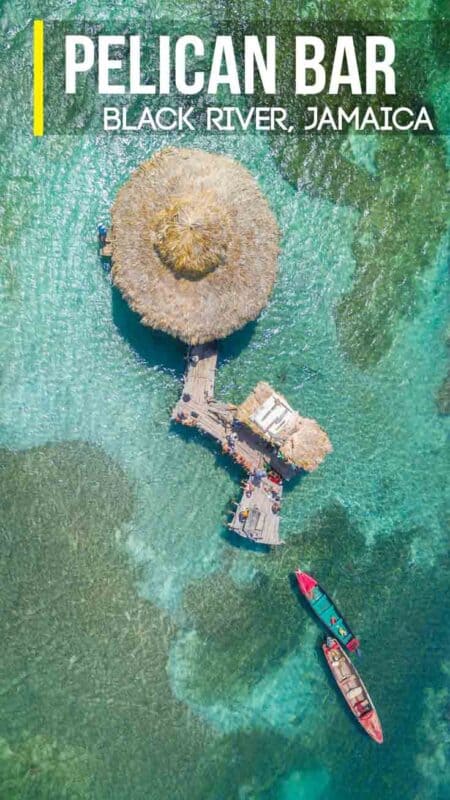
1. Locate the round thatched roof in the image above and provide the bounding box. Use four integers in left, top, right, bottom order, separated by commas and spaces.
111, 147, 279, 344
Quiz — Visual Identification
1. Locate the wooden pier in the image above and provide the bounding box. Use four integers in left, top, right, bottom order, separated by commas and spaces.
229, 475, 283, 546
100, 238, 331, 545
172, 345, 297, 479
172, 343, 286, 545
101, 150, 333, 550
99, 232, 112, 260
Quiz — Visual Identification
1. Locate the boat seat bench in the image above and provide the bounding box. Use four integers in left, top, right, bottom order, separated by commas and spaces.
347, 687, 364, 700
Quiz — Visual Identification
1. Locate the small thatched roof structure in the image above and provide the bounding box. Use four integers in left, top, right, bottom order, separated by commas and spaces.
111, 147, 279, 344
235, 382, 332, 472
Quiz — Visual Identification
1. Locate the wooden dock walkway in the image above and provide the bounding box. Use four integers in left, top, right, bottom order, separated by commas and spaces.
99, 231, 112, 260
177, 343, 218, 405
228, 475, 283, 546
172, 343, 287, 545
101, 231, 329, 548
172, 345, 296, 478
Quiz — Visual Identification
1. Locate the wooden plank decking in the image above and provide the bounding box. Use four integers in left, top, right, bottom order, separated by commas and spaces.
172, 344, 297, 478
172, 343, 288, 545
177, 343, 218, 405
99, 230, 112, 259
228, 476, 283, 546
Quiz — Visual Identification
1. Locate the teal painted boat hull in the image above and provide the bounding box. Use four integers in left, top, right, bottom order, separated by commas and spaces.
295, 570, 360, 652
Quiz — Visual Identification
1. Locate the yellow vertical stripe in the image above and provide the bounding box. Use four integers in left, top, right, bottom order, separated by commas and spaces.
33, 20, 44, 136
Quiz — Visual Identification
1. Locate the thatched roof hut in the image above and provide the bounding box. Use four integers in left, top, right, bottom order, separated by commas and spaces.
235, 382, 332, 472
110, 147, 279, 344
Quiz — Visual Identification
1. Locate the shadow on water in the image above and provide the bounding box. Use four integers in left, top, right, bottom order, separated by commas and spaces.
172, 420, 274, 552
221, 527, 271, 553
170, 418, 243, 482
112, 286, 259, 378
282, 469, 306, 495
217, 321, 257, 366
288, 571, 301, 599
288, 570, 328, 633
111, 286, 186, 377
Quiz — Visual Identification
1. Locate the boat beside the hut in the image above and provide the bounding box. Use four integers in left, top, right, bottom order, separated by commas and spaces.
295, 570, 360, 652
323, 637, 383, 744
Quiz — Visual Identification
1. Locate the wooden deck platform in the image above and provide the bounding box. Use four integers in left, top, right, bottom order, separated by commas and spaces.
172, 343, 290, 545
99, 230, 112, 259
177, 343, 218, 406
228, 476, 283, 546
172, 344, 297, 478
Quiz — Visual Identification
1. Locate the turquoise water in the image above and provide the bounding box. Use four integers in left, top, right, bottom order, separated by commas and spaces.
1, 2, 449, 799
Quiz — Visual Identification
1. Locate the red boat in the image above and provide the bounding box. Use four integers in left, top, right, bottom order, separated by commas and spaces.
322, 637, 383, 744
295, 569, 360, 653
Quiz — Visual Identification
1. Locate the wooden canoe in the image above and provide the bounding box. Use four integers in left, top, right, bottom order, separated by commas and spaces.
323, 637, 383, 744
295, 569, 360, 652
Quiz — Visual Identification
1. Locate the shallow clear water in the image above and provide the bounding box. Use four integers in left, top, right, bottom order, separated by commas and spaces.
0, 2, 449, 799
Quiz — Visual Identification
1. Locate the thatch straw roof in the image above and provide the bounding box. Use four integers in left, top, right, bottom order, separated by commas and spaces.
236, 382, 332, 472
111, 147, 279, 344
